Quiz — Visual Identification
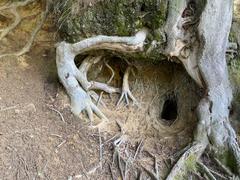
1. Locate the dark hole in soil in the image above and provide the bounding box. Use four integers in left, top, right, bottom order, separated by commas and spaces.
140, 3, 146, 11
161, 98, 178, 121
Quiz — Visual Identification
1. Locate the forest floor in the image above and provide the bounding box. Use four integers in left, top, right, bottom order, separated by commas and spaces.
0, 3, 239, 180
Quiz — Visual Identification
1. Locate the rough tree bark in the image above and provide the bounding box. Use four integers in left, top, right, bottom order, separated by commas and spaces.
165, 0, 240, 178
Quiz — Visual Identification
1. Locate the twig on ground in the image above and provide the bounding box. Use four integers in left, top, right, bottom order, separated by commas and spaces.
103, 133, 120, 145
209, 169, 228, 180
55, 139, 66, 153
154, 156, 159, 179
197, 161, 217, 180
117, 151, 125, 180
141, 165, 159, 180
0, 105, 19, 112
50, 134, 62, 138
98, 128, 103, 169
47, 105, 65, 122
213, 157, 233, 177
109, 163, 116, 180
192, 172, 203, 179
133, 139, 143, 161
74, 163, 101, 179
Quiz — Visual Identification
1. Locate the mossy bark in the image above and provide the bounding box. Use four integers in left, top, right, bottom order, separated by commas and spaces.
56, 0, 168, 41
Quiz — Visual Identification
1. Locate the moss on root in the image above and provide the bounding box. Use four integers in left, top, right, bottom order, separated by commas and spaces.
55, 0, 168, 42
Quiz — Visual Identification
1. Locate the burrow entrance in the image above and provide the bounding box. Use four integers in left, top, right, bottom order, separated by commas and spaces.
76, 56, 201, 138
161, 95, 178, 125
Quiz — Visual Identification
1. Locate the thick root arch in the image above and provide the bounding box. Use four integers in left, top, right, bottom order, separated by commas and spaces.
56, 28, 148, 125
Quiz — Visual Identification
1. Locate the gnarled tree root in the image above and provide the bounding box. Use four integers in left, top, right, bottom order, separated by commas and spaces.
116, 66, 139, 108
0, 0, 49, 59
56, 28, 148, 125
165, 0, 240, 178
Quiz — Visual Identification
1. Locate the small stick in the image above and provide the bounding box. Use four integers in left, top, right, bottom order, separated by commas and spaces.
56, 140, 66, 148
124, 157, 130, 179
117, 151, 125, 180
197, 161, 216, 180
55, 140, 66, 153
105, 61, 115, 84
141, 165, 159, 180
209, 169, 228, 180
192, 172, 203, 179
96, 91, 104, 107
50, 134, 62, 138
133, 139, 143, 161
98, 128, 103, 169
47, 105, 65, 122
213, 157, 233, 176
103, 133, 120, 146
154, 156, 158, 178
0, 105, 18, 112
109, 163, 116, 180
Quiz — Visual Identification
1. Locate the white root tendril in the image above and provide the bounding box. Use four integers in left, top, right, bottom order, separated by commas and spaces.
116, 66, 140, 108
56, 28, 148, 125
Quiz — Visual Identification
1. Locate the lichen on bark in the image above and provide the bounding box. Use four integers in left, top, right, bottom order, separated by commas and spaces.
55, 0, 168, 42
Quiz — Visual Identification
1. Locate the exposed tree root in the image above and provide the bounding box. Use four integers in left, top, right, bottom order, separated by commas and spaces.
197, 162, 217, 180
164, 0, 240, 179
0, 0, 49, 59
116, 66, 139, 108
56, 28, 148, 124
0, 0, 35, 11
0, 7, 21, 40
111, 135, 143, 180
141, 155, 160, 180
96, 60, 116, 107
77, 56, 120, 94
166, 143, 207, 180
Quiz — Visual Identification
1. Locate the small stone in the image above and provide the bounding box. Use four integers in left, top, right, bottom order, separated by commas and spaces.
14, 109, 20, 114
24, 103, 36, 113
